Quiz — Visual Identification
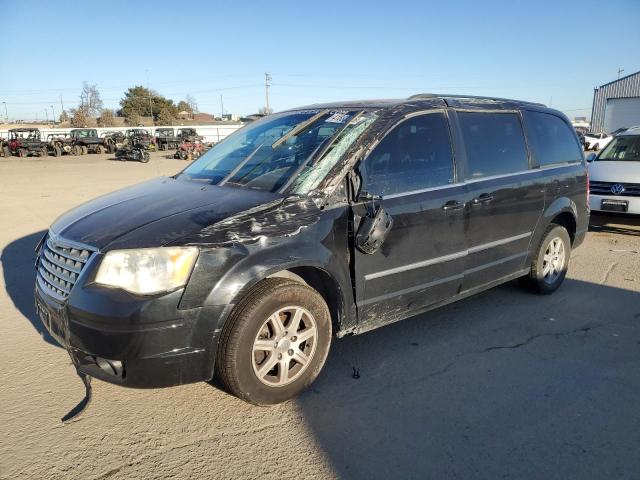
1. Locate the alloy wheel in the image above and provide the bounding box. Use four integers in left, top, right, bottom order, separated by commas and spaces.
251, 306, 318, 387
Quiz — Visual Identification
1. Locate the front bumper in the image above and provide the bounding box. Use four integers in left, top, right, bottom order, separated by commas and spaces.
590, 194, 640, 215
35, 283, 230, 388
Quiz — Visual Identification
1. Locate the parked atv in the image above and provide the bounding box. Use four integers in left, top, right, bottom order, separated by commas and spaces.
70, 128, 109, 154
174, 140, 205, 160
47, 133, 74, 157
125, 129, 156, 151
177, 127, 202, 142
101, 130, 125, 153
155, 128, 180, 151
7, 128, 48, 157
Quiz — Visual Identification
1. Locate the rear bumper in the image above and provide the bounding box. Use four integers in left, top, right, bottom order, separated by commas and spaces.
35, 284, 231, 388
590, 194, 640, 215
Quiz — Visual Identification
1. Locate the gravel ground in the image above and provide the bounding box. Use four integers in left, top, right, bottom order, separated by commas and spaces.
1, 151, 639, 480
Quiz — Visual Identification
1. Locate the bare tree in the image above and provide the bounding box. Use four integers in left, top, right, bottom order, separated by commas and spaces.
186, 95, 198, 114
69, 107, 91, 127
97, 109, 116, 127
59, 110, 69, 123
80, 82, 103, 118
157, 107, 175, 126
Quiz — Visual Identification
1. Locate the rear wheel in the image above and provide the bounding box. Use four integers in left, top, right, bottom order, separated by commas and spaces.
95, 145, 104, 154
520, 224, 571, 294
216, 278, 332, 405
81, 145, 88, 155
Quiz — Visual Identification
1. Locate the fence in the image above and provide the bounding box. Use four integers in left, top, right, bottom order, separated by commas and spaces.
0, 124, 244, 144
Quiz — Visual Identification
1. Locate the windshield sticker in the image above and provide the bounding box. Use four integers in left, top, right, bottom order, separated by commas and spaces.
325, 112, 351, 124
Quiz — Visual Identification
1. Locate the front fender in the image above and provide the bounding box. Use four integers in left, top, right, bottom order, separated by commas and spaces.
178, 206, 354, 332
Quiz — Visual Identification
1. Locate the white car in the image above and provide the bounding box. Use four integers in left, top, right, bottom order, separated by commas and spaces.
584, 132, 613, 151
588, 126, 640, 215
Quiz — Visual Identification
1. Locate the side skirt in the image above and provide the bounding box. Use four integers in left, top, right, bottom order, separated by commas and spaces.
338, 268, 530, 337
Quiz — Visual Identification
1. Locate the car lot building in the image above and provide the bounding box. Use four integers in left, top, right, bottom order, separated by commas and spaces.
591, 70, 640, 133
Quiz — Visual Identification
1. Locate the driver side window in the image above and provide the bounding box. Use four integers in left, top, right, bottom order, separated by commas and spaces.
360, 112, 454, 196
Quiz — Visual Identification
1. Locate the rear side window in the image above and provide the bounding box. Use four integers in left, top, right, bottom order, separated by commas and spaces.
523, 111, 582, 166
458, 112, 529, 178
361, 112, 454, 196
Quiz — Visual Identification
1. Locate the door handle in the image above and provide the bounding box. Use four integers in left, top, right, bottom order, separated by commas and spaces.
442, 200, 466, 211
472, 193, 493, 205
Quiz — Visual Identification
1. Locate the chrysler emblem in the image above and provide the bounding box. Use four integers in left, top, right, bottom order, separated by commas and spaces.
611, 183, 625, 195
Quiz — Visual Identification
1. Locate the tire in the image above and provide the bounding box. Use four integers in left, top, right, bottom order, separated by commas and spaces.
139, 150, 150, 163
72, 145, 81, 155
108, 143, 116, 154
95, 145, 104, 154
81, 145, 88, 155
215, 278, 332, 405
520, 224, 571, 294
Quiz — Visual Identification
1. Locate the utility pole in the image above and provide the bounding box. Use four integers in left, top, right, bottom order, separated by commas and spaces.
220, 95, 224, 119
264, 72, 272, 114
45, 109, 49, 124
60, 94, 64, 118
2, 102, 8, 123
146, 69, 153, 126
617, 68, 624, 79
51, 105, 55, 124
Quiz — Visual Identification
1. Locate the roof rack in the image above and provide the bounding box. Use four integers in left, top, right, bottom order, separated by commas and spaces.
407, 93, 545, 107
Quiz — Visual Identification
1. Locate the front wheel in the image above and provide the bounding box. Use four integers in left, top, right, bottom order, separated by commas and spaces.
520, 224, 571, 294
216, 278, 332, 405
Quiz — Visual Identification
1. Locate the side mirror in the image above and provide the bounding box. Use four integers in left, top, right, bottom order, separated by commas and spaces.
356, 204, 393, 255
586, 152, 597, 162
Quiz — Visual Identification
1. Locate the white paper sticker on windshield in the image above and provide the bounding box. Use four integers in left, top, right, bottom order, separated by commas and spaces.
325, 112, 350, 123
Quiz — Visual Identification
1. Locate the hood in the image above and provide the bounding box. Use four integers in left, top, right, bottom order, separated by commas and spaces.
588, 160, 640, 183
51, 177, 280, 250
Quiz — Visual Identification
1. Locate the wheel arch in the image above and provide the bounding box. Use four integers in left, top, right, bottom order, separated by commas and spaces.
260, 266, 346, 336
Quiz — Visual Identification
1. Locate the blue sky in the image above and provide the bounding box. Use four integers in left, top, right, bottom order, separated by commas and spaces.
1, 0, 638, 121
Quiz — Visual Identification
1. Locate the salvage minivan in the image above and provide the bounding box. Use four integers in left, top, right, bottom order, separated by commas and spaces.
35, 95, 589, 405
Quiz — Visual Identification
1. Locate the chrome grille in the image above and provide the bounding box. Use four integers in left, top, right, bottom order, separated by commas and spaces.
36, 235, 94, 301
590, 181, 640, 197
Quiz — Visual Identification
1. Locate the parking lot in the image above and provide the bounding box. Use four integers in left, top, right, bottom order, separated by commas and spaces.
1, 152, 639, 479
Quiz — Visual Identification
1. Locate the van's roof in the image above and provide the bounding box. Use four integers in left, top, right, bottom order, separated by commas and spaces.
290, 94, 546, 112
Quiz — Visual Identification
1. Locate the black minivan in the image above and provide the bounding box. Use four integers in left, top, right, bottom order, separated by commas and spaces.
35, 95, 589, 405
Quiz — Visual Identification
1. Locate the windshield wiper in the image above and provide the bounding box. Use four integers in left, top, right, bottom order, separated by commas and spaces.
218, 143, 264, 186
271, 110, 330, 149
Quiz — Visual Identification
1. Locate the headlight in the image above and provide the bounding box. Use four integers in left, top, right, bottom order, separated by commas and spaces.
95, 247, 199, 295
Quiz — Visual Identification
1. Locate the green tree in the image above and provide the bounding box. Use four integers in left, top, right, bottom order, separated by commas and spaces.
176, 100, 191, 113
125, 112, 141, 126
120, 86, 177, 120
59, 110, 69, 123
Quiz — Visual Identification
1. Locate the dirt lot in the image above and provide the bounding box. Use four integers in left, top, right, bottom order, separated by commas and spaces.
1, 152, 640, 480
